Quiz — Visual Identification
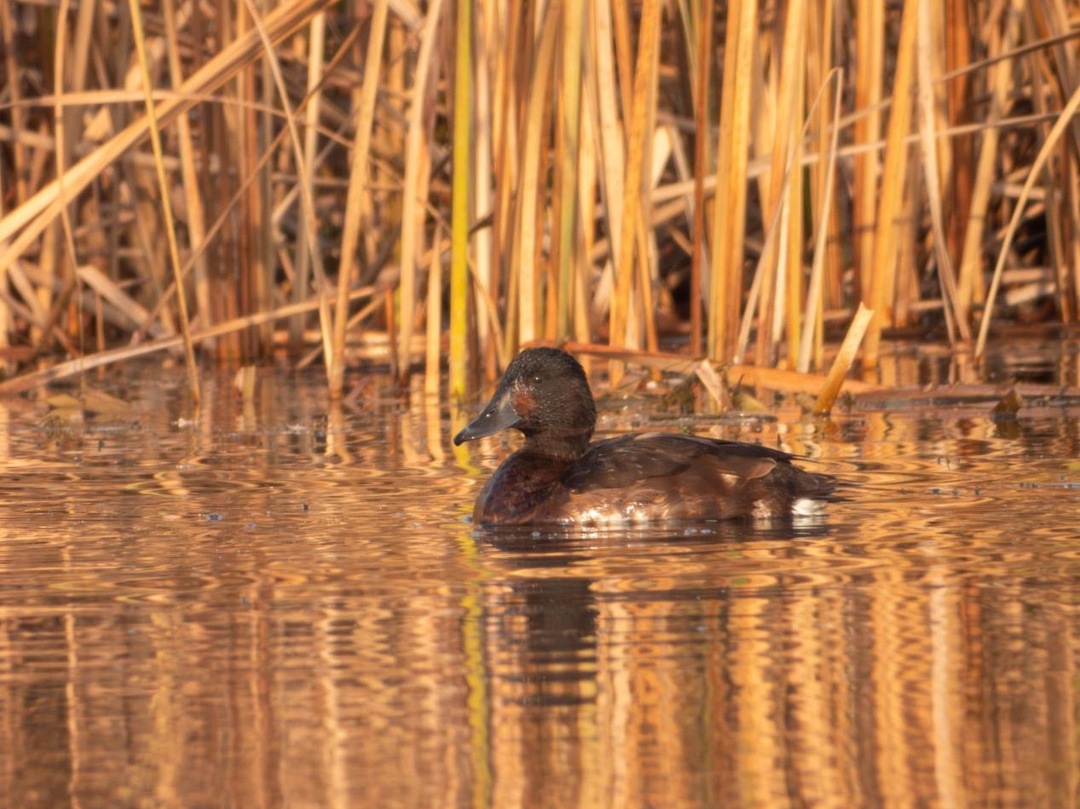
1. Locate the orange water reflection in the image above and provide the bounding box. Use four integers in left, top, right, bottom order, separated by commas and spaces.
0, 357, 1077, 808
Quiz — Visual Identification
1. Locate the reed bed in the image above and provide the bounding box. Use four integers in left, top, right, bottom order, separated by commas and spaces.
1, 0, 1078, 401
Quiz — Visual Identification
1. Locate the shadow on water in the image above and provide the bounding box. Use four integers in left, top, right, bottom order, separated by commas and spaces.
0, 345, 1078, 807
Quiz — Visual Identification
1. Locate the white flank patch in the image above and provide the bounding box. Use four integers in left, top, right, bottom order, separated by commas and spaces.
791, 497, 825, 517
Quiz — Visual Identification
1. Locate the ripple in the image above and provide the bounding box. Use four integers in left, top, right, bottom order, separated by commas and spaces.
1, 358, 1079, 809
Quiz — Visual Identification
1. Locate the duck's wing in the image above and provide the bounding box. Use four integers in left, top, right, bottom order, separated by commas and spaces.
563, 433, 793, 493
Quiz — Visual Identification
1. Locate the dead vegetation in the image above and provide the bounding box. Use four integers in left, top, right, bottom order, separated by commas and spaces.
1, 1, 1078, 403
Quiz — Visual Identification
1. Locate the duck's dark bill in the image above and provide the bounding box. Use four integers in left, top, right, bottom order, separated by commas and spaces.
453, 389, 521, 445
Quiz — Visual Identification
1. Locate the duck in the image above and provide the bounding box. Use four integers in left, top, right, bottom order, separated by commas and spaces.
453, 347, 838, 527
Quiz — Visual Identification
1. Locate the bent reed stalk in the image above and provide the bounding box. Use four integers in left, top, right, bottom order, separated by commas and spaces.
0, 0, 1078, 399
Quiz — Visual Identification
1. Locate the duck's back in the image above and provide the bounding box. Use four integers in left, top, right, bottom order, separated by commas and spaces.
478, 433, 836, 526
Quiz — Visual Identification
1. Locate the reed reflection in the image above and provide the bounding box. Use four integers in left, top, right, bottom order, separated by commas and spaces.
471, 523, 1080, 809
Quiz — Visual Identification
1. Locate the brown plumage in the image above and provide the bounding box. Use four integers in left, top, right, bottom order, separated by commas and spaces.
453, 348, 837, 527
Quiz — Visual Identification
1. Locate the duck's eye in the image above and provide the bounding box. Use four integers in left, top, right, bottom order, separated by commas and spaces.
532, 374, 543, 384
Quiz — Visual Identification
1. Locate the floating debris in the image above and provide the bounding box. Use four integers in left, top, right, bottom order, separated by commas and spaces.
991, 387, 1023, 420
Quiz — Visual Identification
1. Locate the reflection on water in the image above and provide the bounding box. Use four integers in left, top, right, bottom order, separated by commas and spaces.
0, 354, 1078, 808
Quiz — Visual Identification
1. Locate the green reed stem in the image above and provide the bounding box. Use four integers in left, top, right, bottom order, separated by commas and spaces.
449, 0, 472, 401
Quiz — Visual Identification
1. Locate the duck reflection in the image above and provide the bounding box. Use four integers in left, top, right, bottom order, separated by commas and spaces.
473, 522, 841, 808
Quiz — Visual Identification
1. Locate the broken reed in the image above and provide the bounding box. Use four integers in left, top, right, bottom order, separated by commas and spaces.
1, 0, 1079, 399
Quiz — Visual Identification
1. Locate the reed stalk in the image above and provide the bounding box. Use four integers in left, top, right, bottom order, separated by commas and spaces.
555, 0, 584, 343
609, 0, 662, 383
688, 0, 713, 357
863, 0, 919, 367
397, 0, 444, 383
128, 0, 200, 402
52, 0, 80, 354
957, 4, 1020, 314
471, 1, 494, 378
813, 303, 874, 415
709, 0, 756, 364
331, 0, 388, 398
853, 1, 884, 304
944, 0, 973, 319
448, 0, 472, 402
163, 0, 211, 350
915, 0, 967, 345
797, 70, 844, 373
290, 9, 325, 352
426, 223, 443, 398
511, 1, 559, 349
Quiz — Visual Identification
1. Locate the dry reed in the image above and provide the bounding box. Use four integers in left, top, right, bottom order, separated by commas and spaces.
1, 1, 1079, 401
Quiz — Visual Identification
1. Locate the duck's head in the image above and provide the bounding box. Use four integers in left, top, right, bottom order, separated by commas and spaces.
453, 348, 597, 457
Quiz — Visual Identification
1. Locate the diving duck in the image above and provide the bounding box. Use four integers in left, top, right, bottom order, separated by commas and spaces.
453, 347, 837, 526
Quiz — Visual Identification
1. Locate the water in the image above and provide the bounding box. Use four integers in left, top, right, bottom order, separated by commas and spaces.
0, 349, 1078, 808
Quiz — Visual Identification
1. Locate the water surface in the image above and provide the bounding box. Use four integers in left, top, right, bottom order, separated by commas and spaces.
0, 351, 1078, 808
